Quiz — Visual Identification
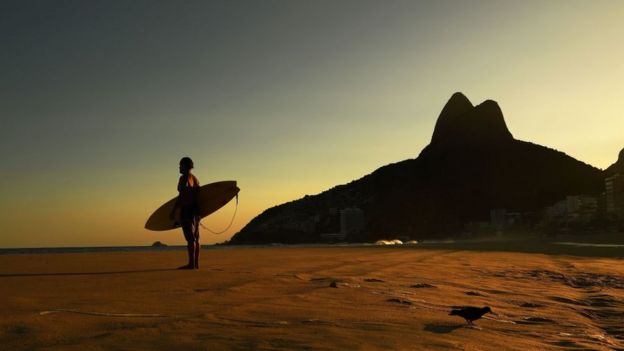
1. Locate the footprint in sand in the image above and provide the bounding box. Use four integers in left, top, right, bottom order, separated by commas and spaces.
519, 302, 544, 308
387, 298, 413, 305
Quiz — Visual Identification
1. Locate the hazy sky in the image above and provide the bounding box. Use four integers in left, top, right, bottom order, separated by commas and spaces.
1, 0, 623, 247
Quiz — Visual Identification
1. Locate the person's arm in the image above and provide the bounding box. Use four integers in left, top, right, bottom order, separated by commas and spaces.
192, 175, 200, 209
169, 177, 184, 220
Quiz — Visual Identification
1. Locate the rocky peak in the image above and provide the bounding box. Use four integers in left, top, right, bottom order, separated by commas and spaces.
431, 93, 513, 147
439, 92, 474, 120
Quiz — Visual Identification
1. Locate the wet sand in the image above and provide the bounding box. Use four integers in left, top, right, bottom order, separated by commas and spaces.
2, 246, 624, 350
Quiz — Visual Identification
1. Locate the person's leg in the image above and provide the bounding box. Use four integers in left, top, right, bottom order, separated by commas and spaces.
193, 216, 200, 269
179, 222, 194, 269
193, 241, 200, 269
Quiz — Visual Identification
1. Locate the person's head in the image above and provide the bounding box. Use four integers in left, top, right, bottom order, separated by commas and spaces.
179, 157, 194, 174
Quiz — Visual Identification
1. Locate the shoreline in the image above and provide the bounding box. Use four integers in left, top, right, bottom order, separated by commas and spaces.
3, 234, 624, 258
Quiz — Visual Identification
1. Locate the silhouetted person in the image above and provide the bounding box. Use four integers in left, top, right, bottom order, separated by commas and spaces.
170, 157, 201, 269
449, 306, 492, 324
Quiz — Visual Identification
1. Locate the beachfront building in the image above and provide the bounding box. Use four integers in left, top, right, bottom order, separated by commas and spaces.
545, 200, 567, 221
320, 232, 346, 242
606, 173, 624, 220
490, 209, 507, 230
545, 195, 598, 223
319, 207, 364, 242
566, 195, 599, 222
490, 209, 523, 231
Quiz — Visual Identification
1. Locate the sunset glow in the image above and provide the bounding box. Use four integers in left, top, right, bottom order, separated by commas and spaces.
1, 1, 623, 247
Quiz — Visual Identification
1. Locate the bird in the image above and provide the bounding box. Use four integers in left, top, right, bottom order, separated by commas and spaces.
449, 306, 492, 324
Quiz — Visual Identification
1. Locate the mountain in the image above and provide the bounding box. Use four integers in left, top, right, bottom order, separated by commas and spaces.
605, 148, 624, 176
230, 93, 605, 244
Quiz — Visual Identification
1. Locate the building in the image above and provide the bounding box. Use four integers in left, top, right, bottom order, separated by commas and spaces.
490, 209, 507, 230
606, 173, 624, 219
320, 233, 346, 242
566, 195, 598, 222
545, 200, 568, 221
319, 208, 364, 242
544, 195, 598, 223
490, 209, 523, 233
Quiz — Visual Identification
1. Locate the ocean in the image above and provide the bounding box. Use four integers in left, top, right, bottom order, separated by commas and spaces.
0, 246, 189, 255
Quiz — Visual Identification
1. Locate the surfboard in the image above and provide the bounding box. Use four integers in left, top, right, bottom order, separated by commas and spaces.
145, 180, 240, 231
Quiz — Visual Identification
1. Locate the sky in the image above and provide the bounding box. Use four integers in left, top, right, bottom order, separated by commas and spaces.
1, 0, 623, 248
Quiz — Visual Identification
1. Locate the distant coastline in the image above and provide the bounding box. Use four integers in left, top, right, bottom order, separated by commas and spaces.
0, 245, 189, 255
2, 235, 623, 257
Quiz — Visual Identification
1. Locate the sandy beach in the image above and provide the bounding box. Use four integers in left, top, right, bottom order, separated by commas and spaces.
2, 246, 624, 350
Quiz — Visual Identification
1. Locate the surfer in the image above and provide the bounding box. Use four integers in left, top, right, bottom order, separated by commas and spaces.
170, 157, 201, 270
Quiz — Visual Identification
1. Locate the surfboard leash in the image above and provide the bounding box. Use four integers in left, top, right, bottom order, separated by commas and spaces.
199, 194, 238, 235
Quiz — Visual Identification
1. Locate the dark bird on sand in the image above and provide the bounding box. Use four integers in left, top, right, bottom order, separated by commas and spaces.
449, 306, 492, 324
